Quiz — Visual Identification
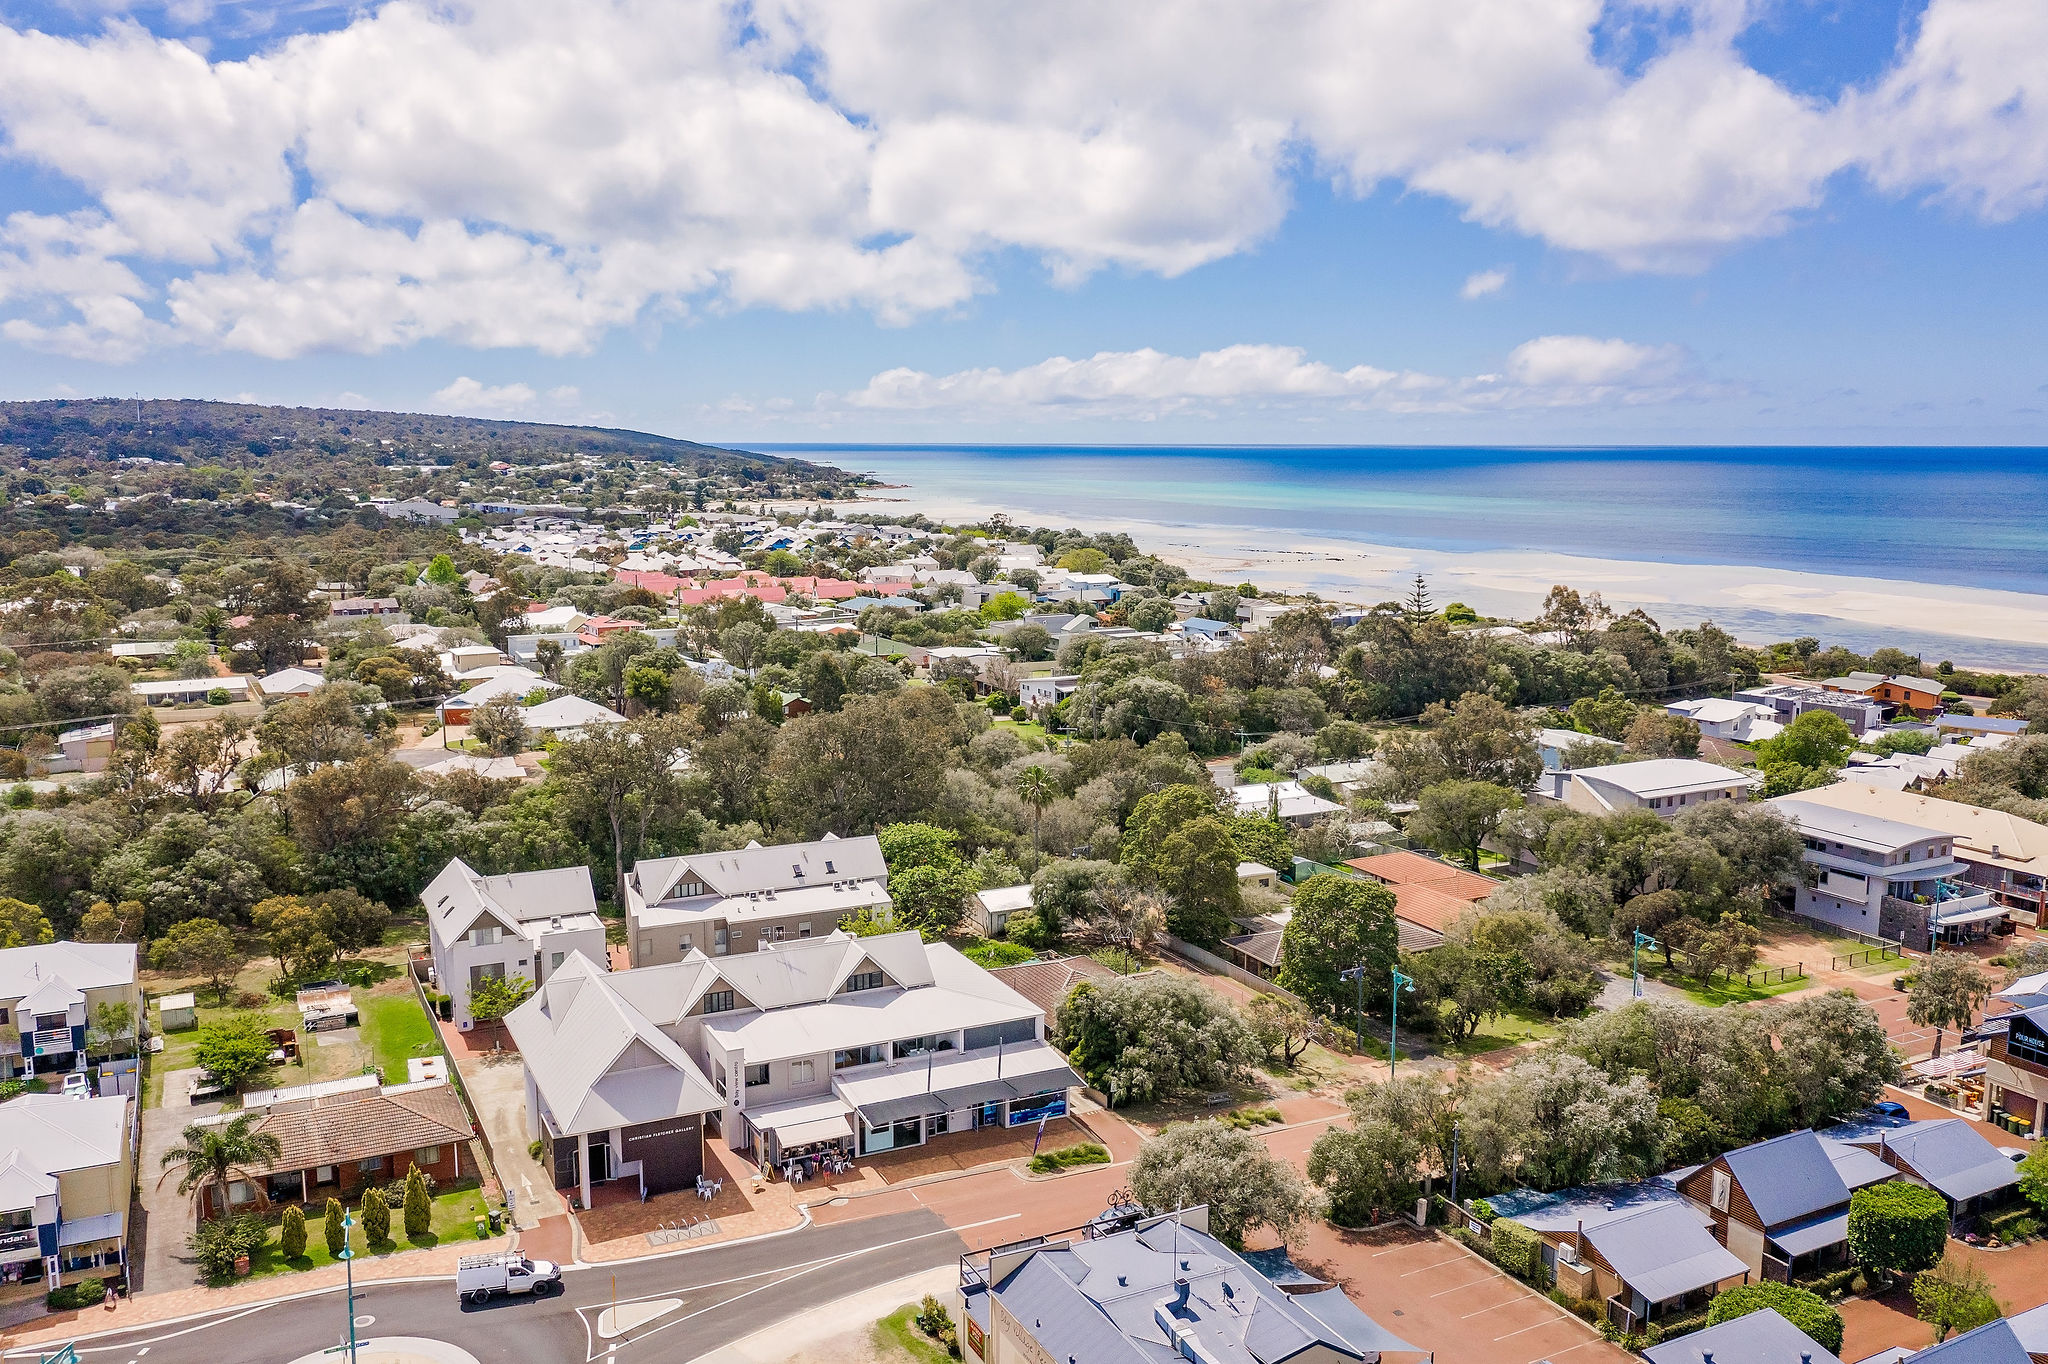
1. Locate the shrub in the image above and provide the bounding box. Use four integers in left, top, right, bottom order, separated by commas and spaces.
1708, 1282, 1844, 1354
45, 1278, 105, 1310
206, 688, 231, 705
1489, 1218, 1542, 1282
1470, 1197, 1497, 1225
1011, 706, 1027, 722
1549, 1288, 1601, 1323
1849, 1182, 1949, 1277
280, 1205, 307, 1260
1986, 1207, 2042, 1242
325, 1197, 346, 1257
360, 1188, 391, 1245
528, 1137, 547, 1164
916, 1293, 953, 1338
1914, 1252, 2003, 1341
1219, 1106, 1283, 1130
403, 1167, 432, 1240
188, 1214, 267, 1283
1028, 1142, 1111, 1174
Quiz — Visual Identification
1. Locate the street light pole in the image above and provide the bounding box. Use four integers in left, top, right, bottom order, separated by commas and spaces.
339, 1210, 359, 1364
1449, 1121, 1462, 1207
1389, 967, 1415, 1077
1337, 965, 1367, 1054
1632, 930, 1659, 999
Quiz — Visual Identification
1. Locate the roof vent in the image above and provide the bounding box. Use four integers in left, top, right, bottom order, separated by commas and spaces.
1118, 1275, 1128, 1286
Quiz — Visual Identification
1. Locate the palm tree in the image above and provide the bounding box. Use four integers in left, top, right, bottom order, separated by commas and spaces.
159, 1113, 283, 1215
194, 604, 230, 644
1015, 765, 1056, 873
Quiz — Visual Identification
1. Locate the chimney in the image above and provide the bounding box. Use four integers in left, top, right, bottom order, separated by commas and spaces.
1173, 1279, 1190, 1310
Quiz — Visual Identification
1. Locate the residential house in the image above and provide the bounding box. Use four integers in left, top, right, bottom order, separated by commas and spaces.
1484, 1182, 1747, 1332
1296, 759, 1389, 794
329, 596, 407, 618
1734, 683, 1885, 736
1227, 780, 1343, 826
519, 693, 627, 739
1017, 674, 1080, 719
1981, 1003, 2048, 1137
1664, 697, 1785, 742
1822, 1116, 2019, 1224
131, 675, 258, 706
503, 953, 723, 1207
1823, 672, 1946, 717
1771, 796, 1995, 945
1542, 758, 1762, 817
194, 1075, 472, 1219
1782, 781, 2048, 927
422, 860, 608, 1029
373, 499, 460, 524
1237, 862, 1279, 891
1343, 850, 1499, 938
2005, 1302, 2048, 1363
521, 604, 587, 633
1937, 714, 2029, 742
968, 885, 1034, 938
1674, 1129, 1895, 1281
954, 1209, 1410, 1364
435, 667, 551, 728
625, 835, 891, 967
982, 955, 1124, 1021
1535, 727, 1622, 772
257, 666, 326, 698
46, 722, 114, 775
0, 942, 141, 1080
0, 1093, 132, 1293
1173, 616, 1239, 648
1865, 1317, 2035, 1364
1641, 1307, 1843, 1364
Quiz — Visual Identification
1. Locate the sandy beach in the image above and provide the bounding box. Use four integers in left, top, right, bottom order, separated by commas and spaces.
830, 490, 2048, 669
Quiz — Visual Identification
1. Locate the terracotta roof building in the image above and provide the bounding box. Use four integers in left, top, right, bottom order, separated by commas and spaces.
983, 955, 1125, 1019
1344, 850, 1498, 935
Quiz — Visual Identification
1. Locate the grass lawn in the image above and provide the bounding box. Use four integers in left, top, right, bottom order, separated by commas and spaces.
1445, 1008, 1561, 1056
1635, 961, 1811, 1007
872, 1304, 953, 1364
1261, 1040, 1355, 1092
992, 718, 1049, 745
246, 1184, 491, 1280
361, 990, 441, 1082
956, 936, 1036, 969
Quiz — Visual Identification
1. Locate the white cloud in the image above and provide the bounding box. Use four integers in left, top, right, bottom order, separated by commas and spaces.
431, 376, 540, 415
1461, 267, 1509, 299
0, 0, 2040, 359
833, 336, 1709, 421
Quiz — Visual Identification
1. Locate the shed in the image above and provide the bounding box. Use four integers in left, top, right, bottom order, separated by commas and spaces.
157, 992, 197, 1032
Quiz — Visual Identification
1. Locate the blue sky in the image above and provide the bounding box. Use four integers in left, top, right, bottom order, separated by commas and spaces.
0, 0, 2043, 446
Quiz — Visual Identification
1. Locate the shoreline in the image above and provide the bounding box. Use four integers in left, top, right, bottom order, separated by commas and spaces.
822, 490, 2048, 672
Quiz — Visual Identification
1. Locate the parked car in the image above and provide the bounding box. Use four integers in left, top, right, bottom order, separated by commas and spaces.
60, 1072, 90, 1100
456, 1252, 561, 1304
1869, 1100, 1911, 1122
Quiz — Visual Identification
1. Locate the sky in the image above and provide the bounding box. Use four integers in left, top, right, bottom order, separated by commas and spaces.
0, 0, 2044, 446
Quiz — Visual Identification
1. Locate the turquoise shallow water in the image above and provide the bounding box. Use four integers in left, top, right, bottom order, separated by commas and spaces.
756, 443, 2048, 598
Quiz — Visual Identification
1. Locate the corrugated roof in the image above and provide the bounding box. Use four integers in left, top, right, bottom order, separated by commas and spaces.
1857, 1119, 2019, 1204
1641, 1307, 1844, 1364
1722, 1130, 1850, 1228
1583, 1201, 1747, 1305
1907, 1317, 2031, 1364
0, 1093, 128, 1180
0, 941, 136, 999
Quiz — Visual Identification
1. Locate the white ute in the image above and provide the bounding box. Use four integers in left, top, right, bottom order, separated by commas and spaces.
456, 1251, 562, 1304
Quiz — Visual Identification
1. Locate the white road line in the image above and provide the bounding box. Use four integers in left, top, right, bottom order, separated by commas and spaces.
1428, 1276, 1501, 1298
1398, 1256, 1467, 1277
1532, 1339, 1605, 1362
1494, 1317, 1570, 1342
1460, 1296, 1529, 1319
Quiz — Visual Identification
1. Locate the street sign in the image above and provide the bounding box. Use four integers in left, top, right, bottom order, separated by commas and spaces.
39, 1345, 79, 1364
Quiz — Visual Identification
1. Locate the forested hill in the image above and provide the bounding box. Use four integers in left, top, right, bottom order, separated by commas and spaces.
0, 398, 827, 481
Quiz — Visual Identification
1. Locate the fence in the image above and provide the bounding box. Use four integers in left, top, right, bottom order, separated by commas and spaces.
1832, 944, 1905, 971
1660, 951, 1806, 990
1773, 909, 1914, 954
1159, 934, 1309, 1008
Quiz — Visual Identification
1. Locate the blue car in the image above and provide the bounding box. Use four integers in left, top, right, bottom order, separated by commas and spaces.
1869, 1100, 1911, 1122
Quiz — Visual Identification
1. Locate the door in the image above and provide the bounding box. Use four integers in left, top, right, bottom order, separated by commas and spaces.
979, 1103, 1001, 1129
588, 1139, 611, 1183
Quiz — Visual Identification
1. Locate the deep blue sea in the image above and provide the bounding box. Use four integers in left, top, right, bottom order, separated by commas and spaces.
757, 444, 2048, 597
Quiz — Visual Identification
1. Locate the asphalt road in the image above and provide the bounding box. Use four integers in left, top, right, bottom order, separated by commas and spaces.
4, 1210, 970, 1364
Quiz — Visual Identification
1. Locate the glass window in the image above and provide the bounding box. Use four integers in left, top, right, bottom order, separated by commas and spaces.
790, 1059, 815, 1084
835, 1044, 885, 1070
745, 1064, 770, 1088
703, 990, 735, 1014
361, 1155, 384, 1173
844, 970, 885, 993
415, 1146, 441, 1165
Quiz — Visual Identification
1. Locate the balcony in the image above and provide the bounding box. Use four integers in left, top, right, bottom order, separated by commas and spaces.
29, 1028, 74, 1057
1928, 879, 1999, 923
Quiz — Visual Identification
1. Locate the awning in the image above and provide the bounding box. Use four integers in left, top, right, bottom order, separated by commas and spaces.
1935, 903, 2013, 928
777, 1115, 854, 1147
1769, 1210, 1849, 1258
1913, 1052, 1987, 1079
935, 1061, 1084, 1112
854, 1093, 952, 1127
57, 1212, 122, 1248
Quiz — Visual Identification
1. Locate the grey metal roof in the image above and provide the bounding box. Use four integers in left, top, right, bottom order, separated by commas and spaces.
1860, 1119, 2020, 1204
934, 1059, 1085, 1112
1641, 1307, 1844, 1364
2007, 1302, 2048, 1357
1485, 1180, 1695, 1234
1907, 1318, 2031, 1364
852, 1092, 951, 1126
1723, 1130, 1850, 1228
1770, 798, 1954, 853
1582, 1202, 1747, 1305
1769, 1209, 1851, 1258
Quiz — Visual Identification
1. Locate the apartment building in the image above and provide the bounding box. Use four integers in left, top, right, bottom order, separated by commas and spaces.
624, 835, 891, 967
423, 860, 608, 1028
0, 1093, 132, 1294
1770, 796, 2000, 945
0, 942, 141, 1081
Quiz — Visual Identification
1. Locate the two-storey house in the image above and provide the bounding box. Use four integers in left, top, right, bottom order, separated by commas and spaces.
423, 859, 608, 1029
1822, 672, 1946, 718
1771, 797, 2001, 945
1540, 758, 1761, 818
1674, 1129, 1894, 1282
623, 835, 891, 967
0, 1092, 132, 1295
0, 942, 141, 1081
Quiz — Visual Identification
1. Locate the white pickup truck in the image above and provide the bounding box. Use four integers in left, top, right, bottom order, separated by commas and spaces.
456, 1252, 562, 1304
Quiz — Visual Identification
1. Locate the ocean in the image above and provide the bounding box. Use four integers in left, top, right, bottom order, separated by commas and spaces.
757, 444, 2048, 597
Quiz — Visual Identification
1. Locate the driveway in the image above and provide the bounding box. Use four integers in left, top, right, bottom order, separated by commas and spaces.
133, 1069, 220, 1295
449, 1043, 566, 1231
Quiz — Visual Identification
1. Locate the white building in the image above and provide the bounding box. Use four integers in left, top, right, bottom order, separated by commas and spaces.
1664, 697, 1784, 743
0, 942, 141, 1081
1770, 797, 1997, 945
1228, 780, 1343, 825
257, 667, 326, 699
422, 860, 609, 1029
1542, 758, 1761, 818
969, 885, 1034, 937
1534, 728, 1622, 772
1017, 674, 1080, 719
625, 835, 891, 967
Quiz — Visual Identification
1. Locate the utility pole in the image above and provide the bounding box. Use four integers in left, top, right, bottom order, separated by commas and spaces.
1338, 965, 1367, 1055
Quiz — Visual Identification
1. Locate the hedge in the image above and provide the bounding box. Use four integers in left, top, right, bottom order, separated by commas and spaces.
1848, 1182, 1949, 1277
1708, 1282, 1844, 1354
1490, 1218, 1542, 1282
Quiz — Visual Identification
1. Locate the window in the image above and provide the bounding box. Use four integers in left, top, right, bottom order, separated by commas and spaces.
713, 1067, 726, 1098
681, 933, 693, 950
824, 860, 836, 874
228, 1180, 255, 1205
0, 1009, 7, 1025
415, 1146, 442, 1165
703, 990, 735, 1014
549, 952, 565, 974
844, 970, 885, 993
316, 1165, 338, 1185
773, 926, 786, 941
714, 928, 729, 956
790, 1059, 815, 1084
361, 1155, 385, 1173
638, 937, 653, 960
1710, 1168, 1731, 1212
469, 925, 500, 947
835, 1044, 885, 1070
893, 1034, 956, 1059
745, 1063, 770, 1088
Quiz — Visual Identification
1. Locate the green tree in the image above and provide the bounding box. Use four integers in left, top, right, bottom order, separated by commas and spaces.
1848, 1182, 1949, 1280
1769, 988, 1904, 1127
1154, 816, 1242, 946
1129, 1121, 1315, 1249
1120, 784, 1218, 883
1408, 780, 1520, 870
76, 898, 142, 943
550, 715, 690, 903
980, 591, 1029, 622
403, 1166, 432, 1240
1055, 974, 1261, 1106
1707, 1282, 1844, 1354
0, 896, 53, 949
425, 554, 463, 587
1403, 942, 1530, 1044
1568, 687, 1638, 740
1912, 1253, 2002, 1341
2018, 1140, 2048, 1212
361, 1187, 391, 1246
193, 1014, 278, 1093
252, 895, 336, 979
1459, 1052, 1662, 1191
1015, 766, 1056, 872
1756, 709, 1854, 771
469, 973, 533, 1023
325, 1197, 347, 1257
1625, 710, 1702, 758
1243, 993, 1323, 1069
1908, 950, 1991, 1058
1057, 548, 1110, 574
158, 1112, 283, 1214
467, 694, 529, 756
1227, 815, 1292, 875
1276, 874, 1399, 1021
280, 1204, 307, 1260
1307, 1077, 1446, 1225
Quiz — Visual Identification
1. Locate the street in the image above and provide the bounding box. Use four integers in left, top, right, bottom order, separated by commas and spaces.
2, 1211, 977, 1364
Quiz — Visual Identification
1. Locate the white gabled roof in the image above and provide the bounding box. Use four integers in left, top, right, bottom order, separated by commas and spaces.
638, 834, 887, 904
423, 859, 598, 941
521, 694, 626, 731
259, 666, 327, 693
0, 941, 136, 1000
503, 952, 722, 1139
1574, 758, 1763, 798
0, 1093, 129, 1183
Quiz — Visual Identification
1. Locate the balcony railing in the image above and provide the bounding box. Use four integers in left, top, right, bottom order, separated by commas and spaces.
29, 1028, 73, 1057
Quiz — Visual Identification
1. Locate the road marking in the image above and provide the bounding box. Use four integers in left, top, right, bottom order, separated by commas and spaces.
1494, 1317, 1568, 1342
1460, 1296, 1528, 1319
10, 1304, 278, 1357
1429, 1276, 1500, 1298
1532, 1340, 1604, 1362
1399, 1256, 1465, 1276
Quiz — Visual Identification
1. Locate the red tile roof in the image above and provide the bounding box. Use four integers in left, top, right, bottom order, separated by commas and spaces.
1344, 850, 1500, 902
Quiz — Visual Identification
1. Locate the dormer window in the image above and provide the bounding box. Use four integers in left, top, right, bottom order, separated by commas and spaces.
703, 990, 735, 1014
824, 860, 835, 874
844, 969, 884, 993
